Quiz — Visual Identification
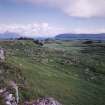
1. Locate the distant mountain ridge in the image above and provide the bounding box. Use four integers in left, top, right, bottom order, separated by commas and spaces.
1, 32, 105, 40
0, 32, 46, 40
0, 32, 20, 40
55, 33, 105, 40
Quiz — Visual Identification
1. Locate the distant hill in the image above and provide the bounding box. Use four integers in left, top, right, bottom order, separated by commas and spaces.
55, 33, 105, 40
0, 32, 50, 40
1, 32, 105, 41
0, 32, 20, 40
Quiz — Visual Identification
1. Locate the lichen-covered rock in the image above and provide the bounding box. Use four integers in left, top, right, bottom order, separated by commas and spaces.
0, 88, 17, 105
24, 97, 62, 105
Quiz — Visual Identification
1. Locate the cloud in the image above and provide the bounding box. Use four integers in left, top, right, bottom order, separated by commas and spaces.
0, 22, 66, 37
14, 0, 105, 18
62, 0, 105, 18
70, 27, 105, 34
0, 22, 105, 38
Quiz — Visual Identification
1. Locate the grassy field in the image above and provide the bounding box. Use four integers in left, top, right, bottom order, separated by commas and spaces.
0, 40, 105, 105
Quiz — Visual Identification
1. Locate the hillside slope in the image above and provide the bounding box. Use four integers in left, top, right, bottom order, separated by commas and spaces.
0, 40, 105, 105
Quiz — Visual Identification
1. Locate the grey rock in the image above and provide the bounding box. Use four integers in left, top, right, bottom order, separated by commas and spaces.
24, 97, 62, 105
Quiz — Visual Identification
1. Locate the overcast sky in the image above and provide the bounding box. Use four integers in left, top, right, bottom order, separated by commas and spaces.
0, 0, 105, 37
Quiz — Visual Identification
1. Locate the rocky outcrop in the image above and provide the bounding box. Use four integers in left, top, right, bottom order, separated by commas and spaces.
0, 81, 62, 105
0, 89, 62, 105
0, 81, 18, 105
0, 48, 5, 62
0, 88, 17, 105
24, 97, 62, 105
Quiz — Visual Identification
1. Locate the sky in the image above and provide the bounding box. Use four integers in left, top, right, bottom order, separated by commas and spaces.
0, 0, 105, 37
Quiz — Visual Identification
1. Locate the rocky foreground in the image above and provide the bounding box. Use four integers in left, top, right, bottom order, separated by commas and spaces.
0, 81, 62, 105
0, 48, 62, 105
